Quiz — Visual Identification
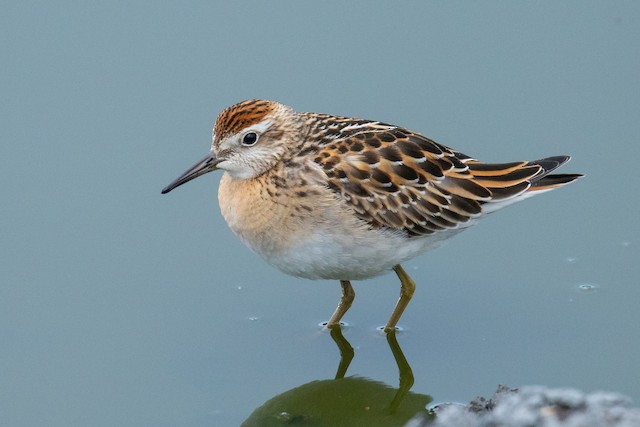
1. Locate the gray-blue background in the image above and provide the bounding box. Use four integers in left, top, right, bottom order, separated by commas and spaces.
2, 2, 639, 426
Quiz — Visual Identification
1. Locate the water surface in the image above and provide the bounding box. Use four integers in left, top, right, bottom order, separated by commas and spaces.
1, 2, 639, 426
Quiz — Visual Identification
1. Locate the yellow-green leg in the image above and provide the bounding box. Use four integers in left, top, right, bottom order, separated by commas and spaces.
384, 265, 416, 333
326, 280, 355, 328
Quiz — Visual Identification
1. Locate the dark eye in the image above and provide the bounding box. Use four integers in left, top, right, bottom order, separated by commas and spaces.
242, 132, 258, 146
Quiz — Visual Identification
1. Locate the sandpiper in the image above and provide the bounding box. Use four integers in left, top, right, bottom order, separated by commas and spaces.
162, 100, 582, 332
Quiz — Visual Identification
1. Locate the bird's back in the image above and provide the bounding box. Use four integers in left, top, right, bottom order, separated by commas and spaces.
304, 116, 582, 236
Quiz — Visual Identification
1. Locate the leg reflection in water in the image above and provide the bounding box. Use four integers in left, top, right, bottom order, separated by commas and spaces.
241, 327, 432, 426
327, 324, 417, 414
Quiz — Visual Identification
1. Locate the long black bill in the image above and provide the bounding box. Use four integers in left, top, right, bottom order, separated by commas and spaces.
161, 151, 221, 194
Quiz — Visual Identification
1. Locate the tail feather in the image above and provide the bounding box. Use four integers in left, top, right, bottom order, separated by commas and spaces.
466, 161, 539, 201
466, 160, 528, 175
527, 155, 571, 174
526, 156, 583, 192
529, 173, 584, 192
466, 155, 583, 213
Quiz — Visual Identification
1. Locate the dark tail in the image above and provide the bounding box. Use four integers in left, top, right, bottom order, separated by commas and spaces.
527, 156, 583, 192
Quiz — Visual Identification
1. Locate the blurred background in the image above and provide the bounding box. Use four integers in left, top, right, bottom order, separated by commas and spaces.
1, 1, 639, 426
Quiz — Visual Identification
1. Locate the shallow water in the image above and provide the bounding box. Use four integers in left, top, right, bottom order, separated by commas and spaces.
2, 2, 639, 426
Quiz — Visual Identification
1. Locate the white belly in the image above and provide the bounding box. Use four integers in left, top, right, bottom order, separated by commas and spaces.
259, 224, 464, 281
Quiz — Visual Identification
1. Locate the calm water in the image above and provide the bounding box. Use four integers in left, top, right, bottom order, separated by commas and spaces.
2, 2, 639, 426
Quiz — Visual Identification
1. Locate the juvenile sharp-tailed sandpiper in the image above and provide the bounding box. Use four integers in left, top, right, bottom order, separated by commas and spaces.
162, 99, 582, 332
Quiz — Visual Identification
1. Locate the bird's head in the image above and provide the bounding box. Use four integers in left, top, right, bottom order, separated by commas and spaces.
161, 99, 297, 194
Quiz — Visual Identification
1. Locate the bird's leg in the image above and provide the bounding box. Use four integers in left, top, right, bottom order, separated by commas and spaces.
384, 265, 416, 332
325, 280, 355, 328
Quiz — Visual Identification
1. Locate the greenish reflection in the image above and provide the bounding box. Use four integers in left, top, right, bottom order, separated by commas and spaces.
241, 326, 433, 426
328, 325, 355, 380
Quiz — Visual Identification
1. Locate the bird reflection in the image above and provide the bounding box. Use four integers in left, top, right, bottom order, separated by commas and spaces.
241, 326, 433, 426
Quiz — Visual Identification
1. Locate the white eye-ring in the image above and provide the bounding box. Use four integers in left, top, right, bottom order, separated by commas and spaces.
241, 131, 259, 146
